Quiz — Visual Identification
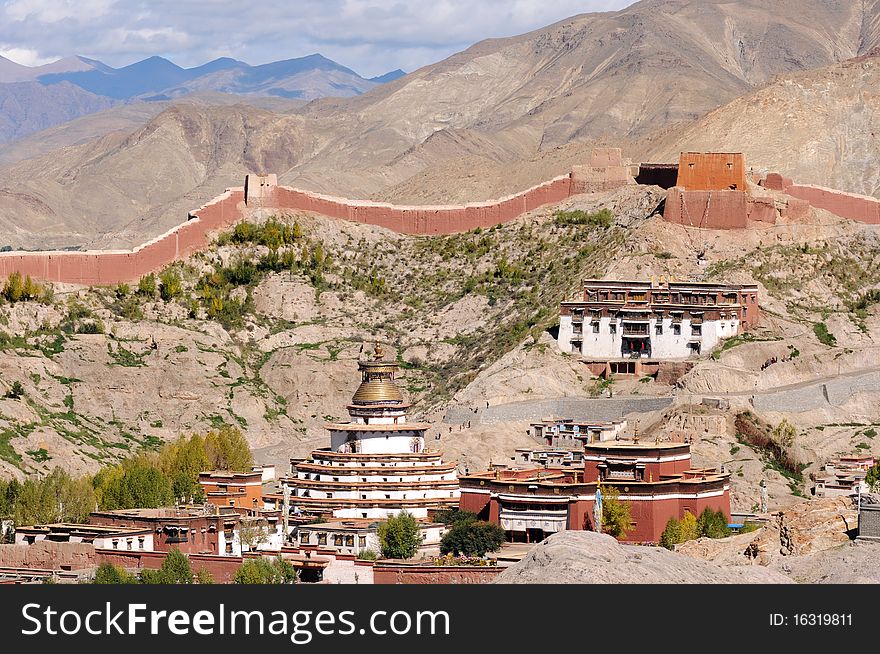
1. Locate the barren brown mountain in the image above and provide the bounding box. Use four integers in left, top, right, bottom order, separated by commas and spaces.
3, 0, 880, 249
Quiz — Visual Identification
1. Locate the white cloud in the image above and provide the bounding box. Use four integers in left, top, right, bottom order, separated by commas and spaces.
0, 46, 57, 66
4, 0, 113, 23
0, 0, 634, 76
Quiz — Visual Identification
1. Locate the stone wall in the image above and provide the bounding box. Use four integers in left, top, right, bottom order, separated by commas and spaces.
763, 172, 880, 225
0, 151, 635, 285
0, 188, 245, 285
272, 175, 576, 235
97, 549, 246, 583
662, 187, 780, 230
0, 541, 96, 570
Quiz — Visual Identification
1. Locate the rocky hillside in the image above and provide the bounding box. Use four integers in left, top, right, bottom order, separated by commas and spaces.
4, 0, 880, 248
0, 186, 655, 480
494, 531, 790, 583
649, 48, 880, 197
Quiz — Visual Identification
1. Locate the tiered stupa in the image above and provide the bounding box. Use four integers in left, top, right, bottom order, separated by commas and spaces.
285, 345, 460, 519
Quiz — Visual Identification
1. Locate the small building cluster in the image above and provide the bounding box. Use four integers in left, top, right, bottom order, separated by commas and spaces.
531, 417, 627, 448
812, 455, 875, 498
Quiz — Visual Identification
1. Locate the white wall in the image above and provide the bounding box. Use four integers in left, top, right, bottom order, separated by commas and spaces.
330, 430, 425, 454
559, 315, 741, 360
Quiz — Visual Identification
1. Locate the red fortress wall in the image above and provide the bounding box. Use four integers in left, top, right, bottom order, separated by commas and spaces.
663, 153, 880, 231
0, 151, 632, 285
763, 173, 880, 225
662, 152, 778, 230
0, 188, 246, 286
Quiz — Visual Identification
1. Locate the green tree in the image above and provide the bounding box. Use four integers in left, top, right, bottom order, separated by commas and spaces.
204, 426, 253, 471
94, 563, 138, 584
771, 420, 796, 448
159, 434, 209, 503
93, 456, 174, 511
9, 468, 95, 526
660, 517, 683, 550
137, 273, 157, 297
141, 549, 193, 584
195, 569, 214, 584
2, 271, 25, 302
440, 520, 505, 556
161, 548, 193, 584
600, 486, 632, 539
233, 556, 296, 584
378, 510, 422, 560
357, 549, 378, 561
434, 508, 478, 525
159, 270, 183, 302
867, 463, 880, 492
697, 508, 731, 539
5, 380, 24, 399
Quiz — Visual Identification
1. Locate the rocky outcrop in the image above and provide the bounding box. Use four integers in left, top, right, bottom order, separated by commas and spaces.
677, 497, 858, 567
494, 531, 790, 584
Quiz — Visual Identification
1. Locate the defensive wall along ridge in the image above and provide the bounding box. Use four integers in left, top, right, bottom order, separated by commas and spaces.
0, 147, 632, 286
1, 148, 878, 286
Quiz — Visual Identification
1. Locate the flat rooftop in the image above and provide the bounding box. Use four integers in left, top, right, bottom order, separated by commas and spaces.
16, 523, 152, 536
584, 440, 689, 451
91, 506, 237, 519
299, 518, 441, 531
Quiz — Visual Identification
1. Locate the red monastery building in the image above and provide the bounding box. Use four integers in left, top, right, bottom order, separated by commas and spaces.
459, 439, 730, 544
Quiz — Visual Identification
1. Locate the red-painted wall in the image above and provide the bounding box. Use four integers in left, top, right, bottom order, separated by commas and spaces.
676, 153, 747, 191
96, 550, 245, 583
373, 564, 502, 584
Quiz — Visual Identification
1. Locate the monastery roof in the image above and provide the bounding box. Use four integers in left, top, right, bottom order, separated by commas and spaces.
584, 440, 689, 452
15, 523, 153, 536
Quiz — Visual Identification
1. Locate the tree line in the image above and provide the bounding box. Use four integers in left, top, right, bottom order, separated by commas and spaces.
0, 426, 253, 531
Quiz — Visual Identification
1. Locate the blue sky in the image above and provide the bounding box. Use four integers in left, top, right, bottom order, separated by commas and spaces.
0, 0, 634, 77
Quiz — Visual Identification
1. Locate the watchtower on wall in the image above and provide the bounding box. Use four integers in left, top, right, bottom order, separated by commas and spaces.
675, 153, 747, 191
244, 173, 278, 206
662, 152, 778, 230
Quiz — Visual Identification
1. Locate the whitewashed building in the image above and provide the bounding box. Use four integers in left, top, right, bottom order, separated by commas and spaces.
558, 279, 760, 376
283, 345, 460, 521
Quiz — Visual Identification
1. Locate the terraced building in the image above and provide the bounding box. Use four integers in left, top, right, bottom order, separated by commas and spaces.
283, 345, 460, 520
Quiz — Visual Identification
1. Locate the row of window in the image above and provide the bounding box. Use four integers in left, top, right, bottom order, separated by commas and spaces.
301, 491, 455, 499
299, 532, 368, 547
580, 323, 706, 336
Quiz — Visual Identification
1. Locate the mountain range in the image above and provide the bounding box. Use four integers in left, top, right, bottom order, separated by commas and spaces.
2, 0, 880, 249
0, 53, 405, 143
